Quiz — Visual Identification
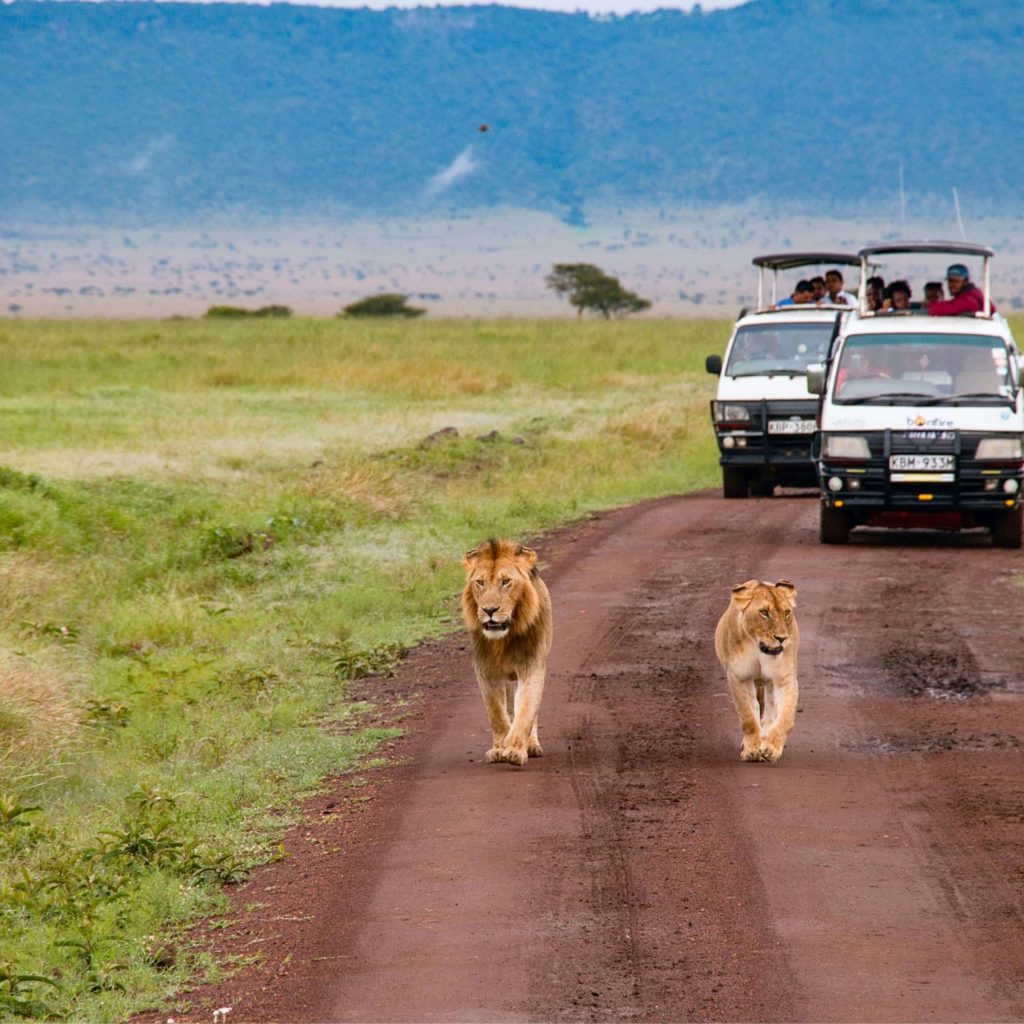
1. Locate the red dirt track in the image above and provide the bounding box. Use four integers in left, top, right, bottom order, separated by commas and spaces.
170, 492, 1024, 1023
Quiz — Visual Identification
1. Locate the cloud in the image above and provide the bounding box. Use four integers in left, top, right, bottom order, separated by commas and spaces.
128, 134, 174, 175
426, 145, 480, 196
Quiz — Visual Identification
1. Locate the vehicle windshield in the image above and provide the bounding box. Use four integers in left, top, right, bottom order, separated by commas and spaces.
833, 333, 1015, 404
725, 321, 835, 377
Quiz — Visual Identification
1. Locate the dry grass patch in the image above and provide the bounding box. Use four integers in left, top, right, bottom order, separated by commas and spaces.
301, 458, 416, 519
0, 657, 82, 770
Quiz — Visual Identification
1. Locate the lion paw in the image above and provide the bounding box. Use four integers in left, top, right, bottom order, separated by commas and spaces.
485, 747, 506, 763
527, 741, 544, 758
502, 745, 528, 767
740, 743, 766, 762
759, 743, 784, 764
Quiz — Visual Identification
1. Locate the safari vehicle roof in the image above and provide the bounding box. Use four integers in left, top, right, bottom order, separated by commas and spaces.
857, 241, 994, 260
750, 251, 860, 312
752, 252, 861, 271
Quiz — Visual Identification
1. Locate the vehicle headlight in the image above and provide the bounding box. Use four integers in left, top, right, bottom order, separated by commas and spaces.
823, 434, 871, 459
713, 403, 751, 423
975, 437, 1023, 460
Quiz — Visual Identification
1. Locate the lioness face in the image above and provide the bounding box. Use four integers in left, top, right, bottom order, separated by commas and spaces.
462, 540, 539, 641
734, 579, 797, 657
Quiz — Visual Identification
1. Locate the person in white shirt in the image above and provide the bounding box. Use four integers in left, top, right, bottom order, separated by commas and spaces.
822, 268, 857, 306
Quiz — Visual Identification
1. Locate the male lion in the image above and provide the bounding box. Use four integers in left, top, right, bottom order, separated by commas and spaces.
461, 539, 552, 767
714, 579, 799, 763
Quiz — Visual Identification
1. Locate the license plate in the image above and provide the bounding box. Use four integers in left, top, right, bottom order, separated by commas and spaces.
889, 455, 955, 472
768, 419, 815, 435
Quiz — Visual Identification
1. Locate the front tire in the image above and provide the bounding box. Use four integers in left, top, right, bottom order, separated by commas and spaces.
722, 468, 750, 499
991, 507, 1022, 548
750, 479, 775, 497
820, 505, 851, 545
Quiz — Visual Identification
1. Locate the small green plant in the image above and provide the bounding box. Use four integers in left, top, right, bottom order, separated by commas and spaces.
84, 699, 131, 731
20, 620, 79, 643
0, 795, 41, 829
331, 642, 405, 681
341, 293, 426, 318
0, 961, 60, 1019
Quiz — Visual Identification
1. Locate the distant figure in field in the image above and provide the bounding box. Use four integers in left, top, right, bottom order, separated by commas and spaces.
776, 279, 815, 307
929, 264, 995, 316
809, 276, 827, 302
866, 275, 886, 312
882, 280, 912, 311
924, 281, 945, 307
823, 269, 857, 306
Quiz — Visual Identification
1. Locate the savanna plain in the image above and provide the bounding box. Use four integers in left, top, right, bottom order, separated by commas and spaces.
0, 315, 727, 1020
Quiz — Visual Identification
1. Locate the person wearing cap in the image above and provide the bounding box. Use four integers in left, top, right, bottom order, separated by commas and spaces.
776, 279, 815, 307
928, 263, 995, 316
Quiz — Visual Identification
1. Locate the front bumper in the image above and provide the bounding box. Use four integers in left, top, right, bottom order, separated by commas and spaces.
816, 430, 1023, 521
711, 399, 818, 482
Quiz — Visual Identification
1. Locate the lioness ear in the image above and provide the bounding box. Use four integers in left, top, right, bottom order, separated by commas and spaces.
515, 544, 538, 570
730, 580, 759, 605
774, 579, 797, 606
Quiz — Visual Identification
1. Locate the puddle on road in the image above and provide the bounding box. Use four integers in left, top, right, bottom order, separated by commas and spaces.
844, 731, 1022, 755
879, 641, 1004, 700
822, 639, 1005, 701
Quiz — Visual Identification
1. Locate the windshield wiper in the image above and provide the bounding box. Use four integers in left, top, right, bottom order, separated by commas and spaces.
840, 391, 1016, 407
730, 369, 807, 378
929, 392, 1016, 407
839, 391, 942, 405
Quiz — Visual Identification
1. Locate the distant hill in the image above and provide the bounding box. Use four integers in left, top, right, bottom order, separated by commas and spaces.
2, 0, 1023, 224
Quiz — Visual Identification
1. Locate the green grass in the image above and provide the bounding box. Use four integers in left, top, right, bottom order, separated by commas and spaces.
0, 315, 726, 1020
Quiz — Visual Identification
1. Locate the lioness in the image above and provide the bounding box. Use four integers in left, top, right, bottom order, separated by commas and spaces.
461, 539, 553, 767
714, 579, 799, 763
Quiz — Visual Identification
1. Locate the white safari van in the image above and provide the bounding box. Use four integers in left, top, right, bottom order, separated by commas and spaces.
706, 253, 859, 498
810, 241, 1024, 547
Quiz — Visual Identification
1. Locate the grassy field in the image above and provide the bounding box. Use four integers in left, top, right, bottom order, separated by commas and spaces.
0, 315, 725, 1020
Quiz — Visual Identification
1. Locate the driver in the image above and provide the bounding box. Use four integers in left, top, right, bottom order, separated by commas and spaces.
836, 350, 891, 395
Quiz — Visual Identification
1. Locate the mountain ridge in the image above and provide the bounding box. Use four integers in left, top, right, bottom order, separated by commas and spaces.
2, 0, 1022, 223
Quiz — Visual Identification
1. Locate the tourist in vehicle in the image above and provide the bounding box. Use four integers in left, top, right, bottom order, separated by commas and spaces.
776, 279, 815, 307
822, 269, 857, 306
928, 263, 996, 316
866, 275, 886, 312
882, 280, 912, 311
923, 280, 945, 308
810, 276, 827, 302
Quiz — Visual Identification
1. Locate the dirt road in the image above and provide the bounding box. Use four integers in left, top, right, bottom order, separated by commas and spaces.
175, 492, 1024, 1023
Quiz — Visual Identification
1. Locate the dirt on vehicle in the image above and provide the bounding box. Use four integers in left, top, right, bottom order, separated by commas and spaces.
161, 492, 1024, 1023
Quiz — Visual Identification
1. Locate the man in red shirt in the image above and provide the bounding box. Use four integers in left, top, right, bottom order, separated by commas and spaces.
928, 263, 995, 316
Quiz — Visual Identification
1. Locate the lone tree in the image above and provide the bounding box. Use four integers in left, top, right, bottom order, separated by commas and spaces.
341, 293, 426, 318
545, 263, 651, 319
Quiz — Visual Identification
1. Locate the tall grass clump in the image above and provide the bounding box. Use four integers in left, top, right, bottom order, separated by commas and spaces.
0, 313, 730, 1018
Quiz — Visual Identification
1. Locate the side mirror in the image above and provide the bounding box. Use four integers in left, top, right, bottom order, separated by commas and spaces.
806, 364, 824, 396
706, 354, 722, 375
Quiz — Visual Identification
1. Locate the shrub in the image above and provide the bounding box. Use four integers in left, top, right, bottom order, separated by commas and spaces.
341, 294, 426, 318
203, 305, 292, 319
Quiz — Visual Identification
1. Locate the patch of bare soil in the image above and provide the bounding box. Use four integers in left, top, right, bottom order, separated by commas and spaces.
152, 494, 1024, 1023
